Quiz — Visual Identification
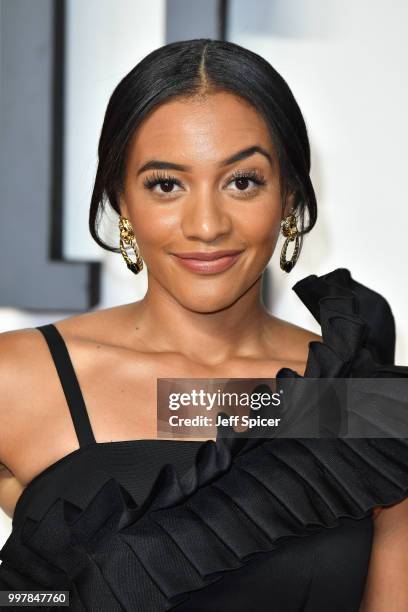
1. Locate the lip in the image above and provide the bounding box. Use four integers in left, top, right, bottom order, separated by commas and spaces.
171, 251, 243, 274
172, 250, 243, 261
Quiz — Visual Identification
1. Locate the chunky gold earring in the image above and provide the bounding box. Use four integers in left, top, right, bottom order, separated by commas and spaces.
280, 213, 300, 273
119, 216, 144, 274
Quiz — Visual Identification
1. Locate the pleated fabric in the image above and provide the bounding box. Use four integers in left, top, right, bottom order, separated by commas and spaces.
0, 267, 407, 612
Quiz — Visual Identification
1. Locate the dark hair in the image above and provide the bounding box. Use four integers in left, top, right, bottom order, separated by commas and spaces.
89, 38, 317, 255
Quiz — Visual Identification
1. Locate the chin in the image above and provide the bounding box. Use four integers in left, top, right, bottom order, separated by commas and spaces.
179, 293, 238, 314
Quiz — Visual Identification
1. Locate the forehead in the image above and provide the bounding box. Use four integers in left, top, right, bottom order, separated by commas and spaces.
127, 91, 275, 167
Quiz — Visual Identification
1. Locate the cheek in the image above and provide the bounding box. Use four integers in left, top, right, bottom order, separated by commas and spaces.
130, 206, 176, 249
233, 202, 282, 246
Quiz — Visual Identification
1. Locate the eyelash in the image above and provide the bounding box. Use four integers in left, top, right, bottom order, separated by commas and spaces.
142, 169, 266, 198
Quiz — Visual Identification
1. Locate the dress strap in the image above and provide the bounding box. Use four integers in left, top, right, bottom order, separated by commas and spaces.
35, 323, 96, 447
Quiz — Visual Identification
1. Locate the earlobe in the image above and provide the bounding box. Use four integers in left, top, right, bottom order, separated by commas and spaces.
118, 196, 129, 219
282, 189, 296, 219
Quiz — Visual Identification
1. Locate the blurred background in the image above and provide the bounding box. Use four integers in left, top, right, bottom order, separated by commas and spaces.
1, 0, 407, 540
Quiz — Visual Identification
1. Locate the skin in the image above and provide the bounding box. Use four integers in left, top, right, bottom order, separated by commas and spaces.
0, 91, 406, 608
0, 91, 317, 514
119, 92, 295, 359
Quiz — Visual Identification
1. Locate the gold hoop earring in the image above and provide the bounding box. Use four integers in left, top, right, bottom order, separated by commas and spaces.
280, 213, 300, 273
119, 216, 144, 274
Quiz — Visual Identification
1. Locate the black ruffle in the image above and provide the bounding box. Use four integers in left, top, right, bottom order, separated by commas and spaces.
1, 267, 407, 612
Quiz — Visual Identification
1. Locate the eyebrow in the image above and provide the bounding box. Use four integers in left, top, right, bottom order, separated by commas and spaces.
136, 145, 273, 176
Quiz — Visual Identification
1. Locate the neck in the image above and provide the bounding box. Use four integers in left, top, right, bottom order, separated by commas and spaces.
128, 275, 276, 366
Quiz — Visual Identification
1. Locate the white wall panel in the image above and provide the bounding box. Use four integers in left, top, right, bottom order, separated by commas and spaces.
229, 0, 408, 364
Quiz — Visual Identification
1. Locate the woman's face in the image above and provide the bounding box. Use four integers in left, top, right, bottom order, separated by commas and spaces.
120, 91, 293, 312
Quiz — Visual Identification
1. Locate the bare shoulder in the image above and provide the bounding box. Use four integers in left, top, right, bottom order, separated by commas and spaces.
0, 304, 132, 472
268, 315, 322, 361
0, 305, 140, 517
0, 327, 59, 517
284, 317, 322, 345
0, 304, 128, 431
0, 326, 49, 408
258, 315, 322, 377
51, 302, 140, 346
0, 327, 56, 465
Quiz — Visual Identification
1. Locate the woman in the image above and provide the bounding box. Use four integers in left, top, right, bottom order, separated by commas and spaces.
0, 38, 407, 611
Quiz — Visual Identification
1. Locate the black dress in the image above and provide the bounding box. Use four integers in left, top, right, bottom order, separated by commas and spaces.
1, 267, 408, 612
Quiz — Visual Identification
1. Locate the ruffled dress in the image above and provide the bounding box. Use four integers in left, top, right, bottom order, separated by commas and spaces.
0, 267, 407, 612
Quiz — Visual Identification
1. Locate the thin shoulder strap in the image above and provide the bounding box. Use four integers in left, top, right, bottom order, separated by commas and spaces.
36, 323, 96, 447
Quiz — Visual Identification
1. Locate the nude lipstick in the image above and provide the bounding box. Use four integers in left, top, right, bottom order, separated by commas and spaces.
171, 250, 244, 274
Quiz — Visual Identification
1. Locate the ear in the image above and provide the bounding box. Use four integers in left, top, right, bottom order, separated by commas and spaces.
282, 189, 296, 219
118, 195, 129, 219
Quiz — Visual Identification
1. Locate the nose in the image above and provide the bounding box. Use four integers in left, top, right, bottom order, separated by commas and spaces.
180, 185, 232, 242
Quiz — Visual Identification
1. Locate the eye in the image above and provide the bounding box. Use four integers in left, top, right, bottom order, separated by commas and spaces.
143, 172, 183, 196
142, 168, 267, 199
226, 169, 266, 197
